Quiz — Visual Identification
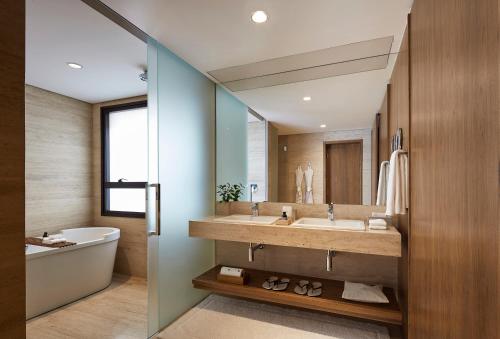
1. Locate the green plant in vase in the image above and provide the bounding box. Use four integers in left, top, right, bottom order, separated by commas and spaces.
217, 183, 245, 203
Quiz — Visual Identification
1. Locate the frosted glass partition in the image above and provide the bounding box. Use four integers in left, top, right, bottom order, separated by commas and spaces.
147, 39, 215, 334
216, 85, 248, 200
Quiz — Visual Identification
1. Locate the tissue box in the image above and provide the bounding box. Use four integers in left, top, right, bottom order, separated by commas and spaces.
217, 271, 248, 285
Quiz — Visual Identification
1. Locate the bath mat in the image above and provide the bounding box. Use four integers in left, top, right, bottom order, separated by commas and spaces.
25, 237, 76, 248
157, 294, 390, 339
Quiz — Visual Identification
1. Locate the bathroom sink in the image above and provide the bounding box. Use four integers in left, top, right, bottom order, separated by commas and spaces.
213, 214, 280, 225
292, 218, 366, 230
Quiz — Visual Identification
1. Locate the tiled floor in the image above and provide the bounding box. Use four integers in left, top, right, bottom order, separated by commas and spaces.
26, 274, 147, 339
156, 294, 394, 339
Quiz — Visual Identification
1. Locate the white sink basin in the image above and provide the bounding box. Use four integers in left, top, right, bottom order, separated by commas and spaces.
292, 218, 366, 230
213, 214, 280, 225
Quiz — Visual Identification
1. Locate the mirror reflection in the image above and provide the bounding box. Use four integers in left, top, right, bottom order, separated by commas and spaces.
214, 30, 403, 207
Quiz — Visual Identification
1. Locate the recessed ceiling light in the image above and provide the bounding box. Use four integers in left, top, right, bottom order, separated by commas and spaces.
66, 62, 83, 69
320, 124, 326, 128
251, 11, 268, 23
303, 96, 312, 101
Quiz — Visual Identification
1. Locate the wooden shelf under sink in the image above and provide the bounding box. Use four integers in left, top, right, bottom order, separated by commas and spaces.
193, 265, 402, 325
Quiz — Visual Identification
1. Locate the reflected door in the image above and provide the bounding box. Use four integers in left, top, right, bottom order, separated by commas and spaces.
146, 38, 215, 337
325, 140, 362, 204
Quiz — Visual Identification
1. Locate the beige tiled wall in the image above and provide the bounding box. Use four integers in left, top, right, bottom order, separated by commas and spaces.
25, 85, 93, 236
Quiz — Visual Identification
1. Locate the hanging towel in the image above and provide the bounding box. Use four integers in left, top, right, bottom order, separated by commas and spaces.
376, 161, 390, 206
304, 164, 314, 204
386, 150, 409, 216
295, 166, 304, 204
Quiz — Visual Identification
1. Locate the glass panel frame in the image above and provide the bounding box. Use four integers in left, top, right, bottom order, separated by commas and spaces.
101, 100, 148, 218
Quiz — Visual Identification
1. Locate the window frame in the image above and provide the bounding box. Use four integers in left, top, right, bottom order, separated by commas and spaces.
101, 100, 148, 218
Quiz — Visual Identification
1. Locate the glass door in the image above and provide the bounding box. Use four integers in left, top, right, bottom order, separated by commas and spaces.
146, 38, 216, 337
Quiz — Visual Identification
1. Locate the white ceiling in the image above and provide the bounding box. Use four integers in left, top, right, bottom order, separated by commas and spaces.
102, 0, 412, 134
26, 0, 147, 104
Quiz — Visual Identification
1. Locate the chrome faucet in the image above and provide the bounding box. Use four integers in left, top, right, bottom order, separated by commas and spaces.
327, 202, 335, 221
251, 202, 259, 217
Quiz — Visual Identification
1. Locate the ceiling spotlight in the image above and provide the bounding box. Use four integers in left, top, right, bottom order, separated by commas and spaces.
251, 10, 268, 23
66, 62, 83, 69
303, 96, 312, 101
320, 124, 326, 128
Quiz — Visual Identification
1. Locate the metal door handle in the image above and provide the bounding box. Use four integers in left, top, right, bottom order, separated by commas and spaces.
147, 183, 161, 236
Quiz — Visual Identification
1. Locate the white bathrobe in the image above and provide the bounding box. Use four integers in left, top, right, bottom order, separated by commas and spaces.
295, 166, 304, 204
304, 165, 314, 204
385, 150, 409, 216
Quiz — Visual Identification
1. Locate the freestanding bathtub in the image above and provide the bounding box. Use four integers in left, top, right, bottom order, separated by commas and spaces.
26, 227, 120, 319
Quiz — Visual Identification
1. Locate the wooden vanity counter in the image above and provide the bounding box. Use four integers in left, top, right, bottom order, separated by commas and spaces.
189, 216, 401, 257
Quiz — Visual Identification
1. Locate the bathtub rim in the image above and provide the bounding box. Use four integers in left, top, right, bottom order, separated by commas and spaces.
26, 227, 120, 261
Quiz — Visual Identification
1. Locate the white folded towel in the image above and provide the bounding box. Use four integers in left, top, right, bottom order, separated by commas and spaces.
42, 237, 66, 244
386, 150, 409, 216
376, 161, 390, 206
342, 281, 389, 303
369, 225, 388, 230
368, 218, 388, 230
371, 212, 387, 218
369, 219, 387, 226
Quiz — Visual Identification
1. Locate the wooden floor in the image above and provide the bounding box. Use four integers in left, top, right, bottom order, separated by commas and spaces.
26, 274, 147, 339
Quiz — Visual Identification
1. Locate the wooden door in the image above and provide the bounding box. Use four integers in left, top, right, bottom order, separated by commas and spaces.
325, 141, 362, 204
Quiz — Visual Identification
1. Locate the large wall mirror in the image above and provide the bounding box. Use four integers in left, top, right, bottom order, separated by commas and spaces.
215, 36, 400, 207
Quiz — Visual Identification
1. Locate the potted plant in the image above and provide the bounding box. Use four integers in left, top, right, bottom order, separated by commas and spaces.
217, 183, 245, 203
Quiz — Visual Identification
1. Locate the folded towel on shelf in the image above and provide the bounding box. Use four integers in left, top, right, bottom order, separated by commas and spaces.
368, 218, 388, 230
369, 225, 388, 230
386, 150, 409, 216
371, 212, 387, 218
376, 161, 390, 206
369, 219, 387, 226
342, 281, 389, 303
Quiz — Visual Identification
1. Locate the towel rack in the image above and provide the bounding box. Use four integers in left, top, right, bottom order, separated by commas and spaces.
391, 128, 404, 152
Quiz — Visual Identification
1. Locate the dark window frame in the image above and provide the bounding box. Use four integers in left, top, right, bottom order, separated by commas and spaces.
101, 100, 148, 218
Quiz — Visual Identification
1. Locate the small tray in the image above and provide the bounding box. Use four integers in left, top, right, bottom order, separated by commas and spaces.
217, 272, 248, 285
275, 219, 293, 226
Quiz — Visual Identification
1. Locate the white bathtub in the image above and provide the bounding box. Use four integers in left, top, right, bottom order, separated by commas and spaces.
26, 227, 120, 319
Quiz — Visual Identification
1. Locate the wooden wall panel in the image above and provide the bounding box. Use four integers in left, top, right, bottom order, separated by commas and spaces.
409, 0, 498, 338
0, 1, 26, 337
278, 129, 372, 205
267, 122, 278, 202
370, 115, 379, 205
25, 85, 93, 236
388, 20, 411, 339
92, 96, 148, 278
389, 27, 410, 151
378, 87, 390, 163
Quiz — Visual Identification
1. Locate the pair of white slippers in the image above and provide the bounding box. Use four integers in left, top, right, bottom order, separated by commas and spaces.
262, 276, 290, 291
294, 280, 322, 297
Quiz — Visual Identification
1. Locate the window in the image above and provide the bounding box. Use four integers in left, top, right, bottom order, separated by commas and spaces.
101, 101, 147, 218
